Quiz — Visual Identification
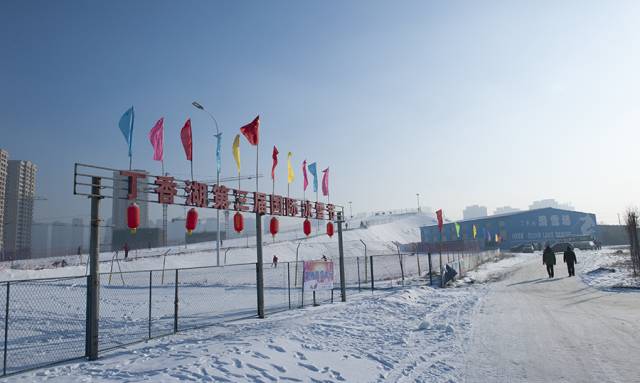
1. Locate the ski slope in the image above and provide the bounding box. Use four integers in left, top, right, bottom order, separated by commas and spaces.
0, 213, 436, 281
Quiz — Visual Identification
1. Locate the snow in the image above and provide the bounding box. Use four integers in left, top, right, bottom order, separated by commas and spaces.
576, 247, 640, 289
12, 281, 483, 382
0, 213, 436, 282
464, 250, 640, 383
6, 248, 640, 382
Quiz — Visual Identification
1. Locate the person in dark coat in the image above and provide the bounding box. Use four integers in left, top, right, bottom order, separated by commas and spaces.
563, 246, 578, 277
123, 243, 129, 260
542, 245, 556, 278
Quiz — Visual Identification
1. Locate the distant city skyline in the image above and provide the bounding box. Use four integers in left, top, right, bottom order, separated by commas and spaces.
2, 1, 639, 225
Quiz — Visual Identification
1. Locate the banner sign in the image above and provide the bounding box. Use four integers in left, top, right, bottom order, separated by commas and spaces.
73, 163, 341, 221
303, 261, 334, 291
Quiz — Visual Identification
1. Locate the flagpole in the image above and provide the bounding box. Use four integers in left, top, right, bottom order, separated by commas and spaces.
190, 160, 193, 182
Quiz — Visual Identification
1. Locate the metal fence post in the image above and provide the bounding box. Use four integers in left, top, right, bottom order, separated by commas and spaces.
369, 255, 374, 291
337, 215, 346, 302
399, 254, 405, 285
148, 270, 152, 339
87, 176, 102, 361
417, 253, 421, 277
174, 269, 179, 333
3, 282, 9, 376
356, 257, 361, 292
428, 253, 433, 286
287, 263, 291, 310
255, 215, 265, 319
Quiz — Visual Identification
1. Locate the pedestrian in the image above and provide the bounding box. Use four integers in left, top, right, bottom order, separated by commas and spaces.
322, 254, 328, 262
542, 244, 556, 278
563, 245, 578, 277
272, 254, 278, 268
77, 245, 82, 256
124, 243, 129, 260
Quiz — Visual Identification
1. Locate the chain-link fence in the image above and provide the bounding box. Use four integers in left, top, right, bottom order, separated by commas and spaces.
0, 249, 502, 377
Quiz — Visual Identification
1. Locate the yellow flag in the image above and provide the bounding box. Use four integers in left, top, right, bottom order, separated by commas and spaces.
472, 224, 477, 239
232, 134, 241, 174
287, 152, 294, 184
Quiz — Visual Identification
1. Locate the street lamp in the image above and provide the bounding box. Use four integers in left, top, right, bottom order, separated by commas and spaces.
348, 201, 353, 218
416, 193, 420, 212
192, 101, 222, 266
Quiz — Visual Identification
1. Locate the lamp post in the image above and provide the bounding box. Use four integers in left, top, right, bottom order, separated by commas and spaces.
348, 201, 353, 218
416, 193, 420, 212
192, 101, 222, 266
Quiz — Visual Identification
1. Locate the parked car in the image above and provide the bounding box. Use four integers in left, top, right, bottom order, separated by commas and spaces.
551, 242, 573, 252
573, 241, 597, 250
509, 243, 535, 253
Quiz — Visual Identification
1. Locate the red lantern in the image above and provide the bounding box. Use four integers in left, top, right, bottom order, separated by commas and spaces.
233, 212, 244, 233
326, 221, 334, 237
270, 217, 279, 237
303, 219, 311, 237
127, 203, 140, 234
186, 208, 198, 235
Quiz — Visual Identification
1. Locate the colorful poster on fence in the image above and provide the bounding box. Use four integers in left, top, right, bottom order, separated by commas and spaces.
303, 261, 334, 291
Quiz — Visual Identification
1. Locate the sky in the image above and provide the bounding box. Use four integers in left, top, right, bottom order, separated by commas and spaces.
1, 0, 639, 224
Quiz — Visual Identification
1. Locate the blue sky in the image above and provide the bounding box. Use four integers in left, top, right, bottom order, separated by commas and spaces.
1, 0, 639, 224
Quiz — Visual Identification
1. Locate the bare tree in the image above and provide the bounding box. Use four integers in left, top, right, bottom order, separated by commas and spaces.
624, 209, 640, 276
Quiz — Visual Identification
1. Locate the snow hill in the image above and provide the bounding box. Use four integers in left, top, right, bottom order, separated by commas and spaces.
0, 212, 436, 281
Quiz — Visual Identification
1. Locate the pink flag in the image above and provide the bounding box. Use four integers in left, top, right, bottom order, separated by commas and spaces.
180, 118, 192, 161
321, 167, 329, 196
149, 118, 164, 161
302, 160, 308, 191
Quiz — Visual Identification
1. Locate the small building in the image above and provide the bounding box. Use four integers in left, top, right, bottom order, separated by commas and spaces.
420, 207, 597, 251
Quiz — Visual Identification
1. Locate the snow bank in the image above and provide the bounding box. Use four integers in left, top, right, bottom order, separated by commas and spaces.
464, 252, 533, 283
577, 248, 640, 289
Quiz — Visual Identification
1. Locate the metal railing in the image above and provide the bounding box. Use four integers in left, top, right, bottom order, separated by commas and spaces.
0, 249, 500, 377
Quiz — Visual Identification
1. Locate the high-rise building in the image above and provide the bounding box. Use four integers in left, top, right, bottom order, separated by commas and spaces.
463, 205, 488, 220
493, 206, 521, 215
529, 199, 574, 211
3, 159, 37, 260
0, 149, 8, 253
111, 170, 149, 230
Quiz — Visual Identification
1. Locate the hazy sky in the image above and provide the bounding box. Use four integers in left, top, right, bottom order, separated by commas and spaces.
1, 0, 639, 224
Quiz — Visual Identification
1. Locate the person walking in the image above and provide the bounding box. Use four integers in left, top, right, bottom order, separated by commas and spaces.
272, 254, 278, 268
123, 243, 129, 260
563, 245, 578, 277
543, 244, 556, 278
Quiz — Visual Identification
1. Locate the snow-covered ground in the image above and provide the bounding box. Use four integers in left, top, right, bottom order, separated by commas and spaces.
7, 253, 527, 382
464, 249, 640, 383
10, 283, 482, 382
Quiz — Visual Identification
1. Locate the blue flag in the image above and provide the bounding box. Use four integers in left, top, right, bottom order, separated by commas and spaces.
308, 162, 318, 192
215, 133, 222, 175
119, 106, 135, 157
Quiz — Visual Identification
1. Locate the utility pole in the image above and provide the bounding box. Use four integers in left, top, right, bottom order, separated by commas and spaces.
416, 193, 420, 212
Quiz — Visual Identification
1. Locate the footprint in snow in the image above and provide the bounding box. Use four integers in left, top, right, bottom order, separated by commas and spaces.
298, 362, 320, 372
271, 364, 286, 373
294, 352, 307, 361
252, 351, 270, 359
267, 344, 286, 353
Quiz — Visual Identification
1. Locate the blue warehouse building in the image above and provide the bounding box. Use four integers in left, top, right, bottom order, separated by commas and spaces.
420, 208, 597, 251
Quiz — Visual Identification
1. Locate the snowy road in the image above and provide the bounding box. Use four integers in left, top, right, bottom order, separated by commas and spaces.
464, 255, 640, 383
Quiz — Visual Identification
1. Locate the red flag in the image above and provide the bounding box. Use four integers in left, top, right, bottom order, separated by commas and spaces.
240, 115, 260, 146
436, 209, 443, 232
180, 118, 192, 161
302, 160, 308, 191
271, 146, 279, 180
